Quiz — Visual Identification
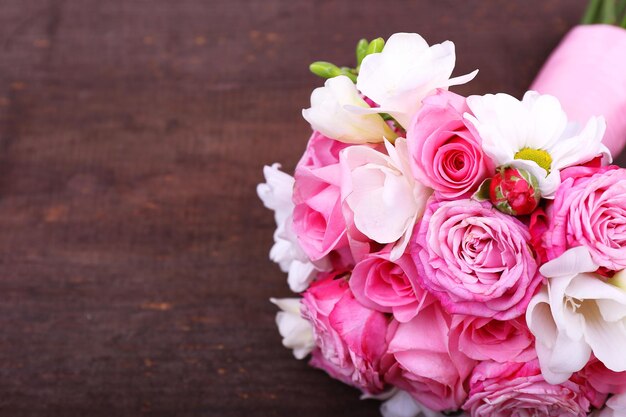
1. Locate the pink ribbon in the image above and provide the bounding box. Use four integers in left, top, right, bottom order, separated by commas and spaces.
531, 24, 626, 158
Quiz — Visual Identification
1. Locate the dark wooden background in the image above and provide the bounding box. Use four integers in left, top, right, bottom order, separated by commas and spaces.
0, 1, 617, 416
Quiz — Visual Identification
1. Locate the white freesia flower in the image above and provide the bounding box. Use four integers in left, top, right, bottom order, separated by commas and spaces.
302, 75, 396, 144
466, 91, 610, 198
356, 32, 478, 129
594, 392, 626, 417
340, 138, 432, 260
257, 164, 327, 292
381, 391, 455, 417
269, 298, 314, 360
526, 246, 626, 384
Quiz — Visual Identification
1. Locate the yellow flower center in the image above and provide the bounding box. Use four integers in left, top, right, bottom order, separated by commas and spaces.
514, 148, 553, 173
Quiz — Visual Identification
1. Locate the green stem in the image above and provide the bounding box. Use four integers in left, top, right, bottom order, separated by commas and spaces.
602, 0, 617, 24
619, 0, 626, 26
582, 0, 602, 23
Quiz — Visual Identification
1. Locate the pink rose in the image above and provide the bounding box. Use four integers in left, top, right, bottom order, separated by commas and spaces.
407, 89, 492, 199
293, 132, 351, 261
349, 247, 433, 323
412, 198, 542, 320
536, 165, 626, 271
302, 271, 389, 395
464, 360, 592, 417
450, 316, 535, 363
382, 302, 476, 411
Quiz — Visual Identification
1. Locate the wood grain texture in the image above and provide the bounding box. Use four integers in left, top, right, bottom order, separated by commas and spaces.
0, 0, 618, 416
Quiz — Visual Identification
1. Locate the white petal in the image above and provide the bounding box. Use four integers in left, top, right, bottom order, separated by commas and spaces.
270, 298, 315, 360
381, 390, 444, 417
382, 33, 430, 60
539, 246, 598, 278
389, 213, 417, 261
547, 329, 591, 381
538, 170, 562, 199
465, 93, 529, 165
446, 69, 479, 87
342, 104, 398, 115
257, 163, 295, 224
550, 115, 610, 169
524, 92, 567, 150
342, 144, 419, 245
287, 260, 317, 293
270, 297, 301, 315
302, 75, 394, 143
269, 235, 295, 272
527, 290, 586, 383
357, 33, 470, 129
583, 302, 626, 372
604, 392, 626, 417
566, 274, 626, 310
350, 169, 416, 243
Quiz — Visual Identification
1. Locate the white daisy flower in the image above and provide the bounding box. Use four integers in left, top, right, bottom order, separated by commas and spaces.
465, 91, 610, 198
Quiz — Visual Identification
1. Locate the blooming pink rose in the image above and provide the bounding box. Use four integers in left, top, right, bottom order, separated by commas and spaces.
412, 198, 542, 320
382, 302, 476, 411
464, 360, 592, 417
349, 246, 433, 323
293, 132, 351, 262
449, 315, 535, 363
302, 271, 389, 395
407, 89, 492, 199
537, 165, 626, 271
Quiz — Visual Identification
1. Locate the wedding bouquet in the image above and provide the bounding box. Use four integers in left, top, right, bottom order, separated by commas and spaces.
258, 6, 626, 416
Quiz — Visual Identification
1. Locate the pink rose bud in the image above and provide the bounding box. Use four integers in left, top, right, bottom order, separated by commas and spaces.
489, 167, 540, 216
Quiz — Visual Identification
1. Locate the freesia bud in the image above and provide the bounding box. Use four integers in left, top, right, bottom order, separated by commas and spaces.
355, 38, 369, 67
309, 61, 342, 79
366, 37, 385, 55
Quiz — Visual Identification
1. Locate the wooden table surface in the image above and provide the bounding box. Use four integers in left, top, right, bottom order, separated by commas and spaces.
0, 1, 619, 416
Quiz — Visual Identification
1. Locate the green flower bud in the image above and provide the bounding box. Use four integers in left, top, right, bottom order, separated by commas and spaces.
309, 61, 342, 79
366, 37, 385, 55
355, 38, 369, 67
